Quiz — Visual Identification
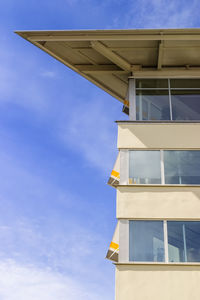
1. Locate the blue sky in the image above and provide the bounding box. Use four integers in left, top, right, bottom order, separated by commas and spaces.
0, 0, 200, 299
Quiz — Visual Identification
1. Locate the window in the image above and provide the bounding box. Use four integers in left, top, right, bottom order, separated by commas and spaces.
129, 220, 200, 263
129, 151, 161, 184
129, 150, 200, 185
168, 221, 200, 262
164, 151, 200, 184
129, 221, 164, 262
135, 79, 200, 121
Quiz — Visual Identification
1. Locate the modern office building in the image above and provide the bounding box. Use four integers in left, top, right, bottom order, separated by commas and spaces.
17, 29, 200, 299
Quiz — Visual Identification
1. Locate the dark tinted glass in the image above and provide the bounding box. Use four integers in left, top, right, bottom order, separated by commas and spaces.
168, 221, 200, 262
136, 79, 168, 89
136, 90, 170, 120
171, 90, 200, 120
129, 221, 164, 262
170, 79, 200, 89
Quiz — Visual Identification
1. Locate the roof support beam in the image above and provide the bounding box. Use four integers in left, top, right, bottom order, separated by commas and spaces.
22, 33, 200, 42
130, 67, 200, 78
91, 41, 131, 71
157, 41, 164, 70
75, 64, 124, 72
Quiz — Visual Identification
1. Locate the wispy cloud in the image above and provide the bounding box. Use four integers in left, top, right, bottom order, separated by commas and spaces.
109, 0, 200, 29
40, 70, 57, 78
57, 96, 119, 173
0, 259, 113, 300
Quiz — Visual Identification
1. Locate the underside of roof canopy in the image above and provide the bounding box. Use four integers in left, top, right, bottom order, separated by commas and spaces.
16, 28, 200, 103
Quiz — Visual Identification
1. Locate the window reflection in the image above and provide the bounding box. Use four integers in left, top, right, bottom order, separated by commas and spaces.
129, 221, 164, 262
135, 79, 200, 121
136, 79, 168, 89
168, 222, 200, 262
129, 151, 161, 184
164, 151, 200, 184
136, 90, 170, 120
171, 90, 200, 120
170, 79, 200, 89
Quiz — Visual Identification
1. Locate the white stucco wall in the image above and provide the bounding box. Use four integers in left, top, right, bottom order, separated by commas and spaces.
117, 123, 200, 149
117, 186, 200, 219
116, 264, 200, 300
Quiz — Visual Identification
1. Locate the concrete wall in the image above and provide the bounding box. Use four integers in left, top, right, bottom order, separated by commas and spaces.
117, 122, 200, 149
116, 122, 200, 300
116, 264, 200, 300
117, 186, 200, 219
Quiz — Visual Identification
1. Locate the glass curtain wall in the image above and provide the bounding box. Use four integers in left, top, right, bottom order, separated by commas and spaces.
136, 79, 200, 121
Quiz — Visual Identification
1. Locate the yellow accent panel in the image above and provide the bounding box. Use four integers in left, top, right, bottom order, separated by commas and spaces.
110, 242, 119, 250
111, 170, 120, 178
124, 100, 129, 107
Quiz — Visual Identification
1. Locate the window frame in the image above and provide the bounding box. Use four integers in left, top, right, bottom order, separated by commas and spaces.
134, 78, 200, 121
128, 219, 200, 264
128, 149, 200, 186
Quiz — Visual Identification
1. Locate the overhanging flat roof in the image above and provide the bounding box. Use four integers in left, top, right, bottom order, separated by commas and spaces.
16, 28, 200, 103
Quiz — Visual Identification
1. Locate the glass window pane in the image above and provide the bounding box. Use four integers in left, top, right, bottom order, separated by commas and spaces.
164, 151, 200, 184
136, 90, 170, 120
129, 151, 161, 184
170, 79, 200, 89
129, 221, 164, 262
168, 221, 200, 262
171, 90, 200, 120
136, 79, 168, 89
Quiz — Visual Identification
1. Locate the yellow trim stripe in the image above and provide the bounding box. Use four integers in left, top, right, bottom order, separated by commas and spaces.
124, 99, 129, 107
110, 242, 119, 250
111, 170, 120, 178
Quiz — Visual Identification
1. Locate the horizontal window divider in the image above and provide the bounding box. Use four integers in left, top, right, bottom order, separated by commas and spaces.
115, 262, 200, 266
135, 88, 200, 90
136, 88, 169, 90
117, 184, 200, 187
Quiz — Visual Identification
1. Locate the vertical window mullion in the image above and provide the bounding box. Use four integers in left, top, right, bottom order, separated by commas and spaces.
164, 220, 169, 263
139, 92, 142, 120
160, 150, 165, 184
129, 78, 136, 120
120, 150, 129, 185
182, 224, 188, 262
168, 79, 173, 120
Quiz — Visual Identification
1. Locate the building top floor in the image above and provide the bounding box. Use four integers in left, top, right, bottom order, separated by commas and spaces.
16, 28, 200, 120
123, 78, 200, 121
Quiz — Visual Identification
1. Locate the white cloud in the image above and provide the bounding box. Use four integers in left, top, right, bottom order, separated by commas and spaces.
0, 144, 114, 287
0, 40, 51, 115
57, 96, 119, 173
110, 0, 200, 29
40, 71, 57, 78
0, 259, 112, 300
0, 36, 120, 175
